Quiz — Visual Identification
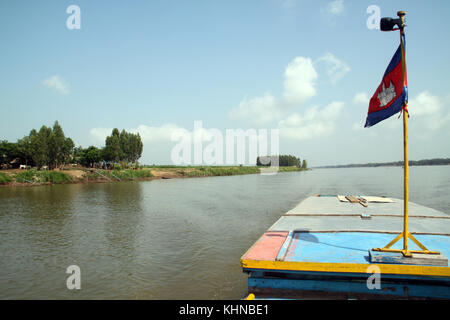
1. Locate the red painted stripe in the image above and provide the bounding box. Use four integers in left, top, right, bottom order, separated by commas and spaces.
243, 231, 289, 261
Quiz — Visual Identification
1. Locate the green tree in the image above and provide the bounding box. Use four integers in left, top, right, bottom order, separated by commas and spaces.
104, 128, 143, 164
257, 155, 301, 167
301, 159, 308, 169
2, 121, 75, 169
79, 146, 102, 167
72, 146, 84, 164
48, 121, 67, 168
63, 138, 75, 164
119, 130, 130, 161
0, 140, 20, 165
30, 126, 52, 169
104, 128, 121, 162
127, 133, 143, 163
17, 136, 33, 166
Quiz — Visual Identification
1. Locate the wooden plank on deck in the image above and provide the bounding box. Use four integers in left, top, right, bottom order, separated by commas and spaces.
369, 250, 448, 266
346, 195, 359, 203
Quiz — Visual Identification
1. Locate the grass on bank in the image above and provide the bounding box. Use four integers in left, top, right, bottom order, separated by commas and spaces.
10, 168, 153, 184
175, 166, 260, 177
2, 165, 306, 185
13, 170, 36, 183
277, 166, 305, 172
85, 168, 154, 181
37, 171, 73, 183
13, 169, 73, 183
0, 172, 12, 184
145, 165, 305, 177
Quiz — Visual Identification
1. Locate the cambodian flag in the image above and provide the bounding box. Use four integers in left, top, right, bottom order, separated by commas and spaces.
365, 34, 408, 127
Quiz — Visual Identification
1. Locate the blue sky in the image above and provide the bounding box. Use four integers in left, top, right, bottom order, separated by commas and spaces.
1, 0, 449, 166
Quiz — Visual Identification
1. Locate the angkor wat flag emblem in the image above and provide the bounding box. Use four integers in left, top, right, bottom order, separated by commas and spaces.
365, 34, 408, 127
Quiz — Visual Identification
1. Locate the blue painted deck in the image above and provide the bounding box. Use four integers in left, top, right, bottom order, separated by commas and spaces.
280, 232, 449, 265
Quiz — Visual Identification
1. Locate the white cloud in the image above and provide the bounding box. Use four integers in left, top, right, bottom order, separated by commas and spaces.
42, 75, 69, 94
327, 0, 344, 15
279, 101, 344, 140
229, 56, 318, 125
130, 123, 182, 142
408, 91, 450, 131
228, 93, 282, 125
229, 53, 349, 127
353, 92, 369, 105
408, 91, 442, 117
283, 57, 318, 104
89, 127, 113, 145
316, 53, 350, 84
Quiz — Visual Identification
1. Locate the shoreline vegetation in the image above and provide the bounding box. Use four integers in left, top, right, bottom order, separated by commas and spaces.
315, 158, 450, 169
0, 165, 307, 187
1, 121, 309, 187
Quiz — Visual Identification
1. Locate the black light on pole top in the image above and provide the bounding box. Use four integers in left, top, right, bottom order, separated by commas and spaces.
380, 10, 406, 31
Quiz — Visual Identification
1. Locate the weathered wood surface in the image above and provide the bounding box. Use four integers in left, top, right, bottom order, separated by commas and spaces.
345, 195, 359, 203
369, 250, 448, 266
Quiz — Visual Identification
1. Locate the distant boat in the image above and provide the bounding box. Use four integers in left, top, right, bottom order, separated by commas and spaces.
240, 194, 449, 299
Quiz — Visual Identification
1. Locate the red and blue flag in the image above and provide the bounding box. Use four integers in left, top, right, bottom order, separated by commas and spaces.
365, 34, 408, 127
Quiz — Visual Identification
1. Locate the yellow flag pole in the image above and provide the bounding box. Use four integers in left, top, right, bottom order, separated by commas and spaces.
399, 11, 410, 256
372, 11, 440, 257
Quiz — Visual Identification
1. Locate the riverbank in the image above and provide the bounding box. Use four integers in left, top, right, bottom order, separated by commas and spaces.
0, 166, 307, 187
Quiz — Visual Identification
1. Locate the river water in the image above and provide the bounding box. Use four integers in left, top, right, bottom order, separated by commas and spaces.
0, 166, 449, 299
